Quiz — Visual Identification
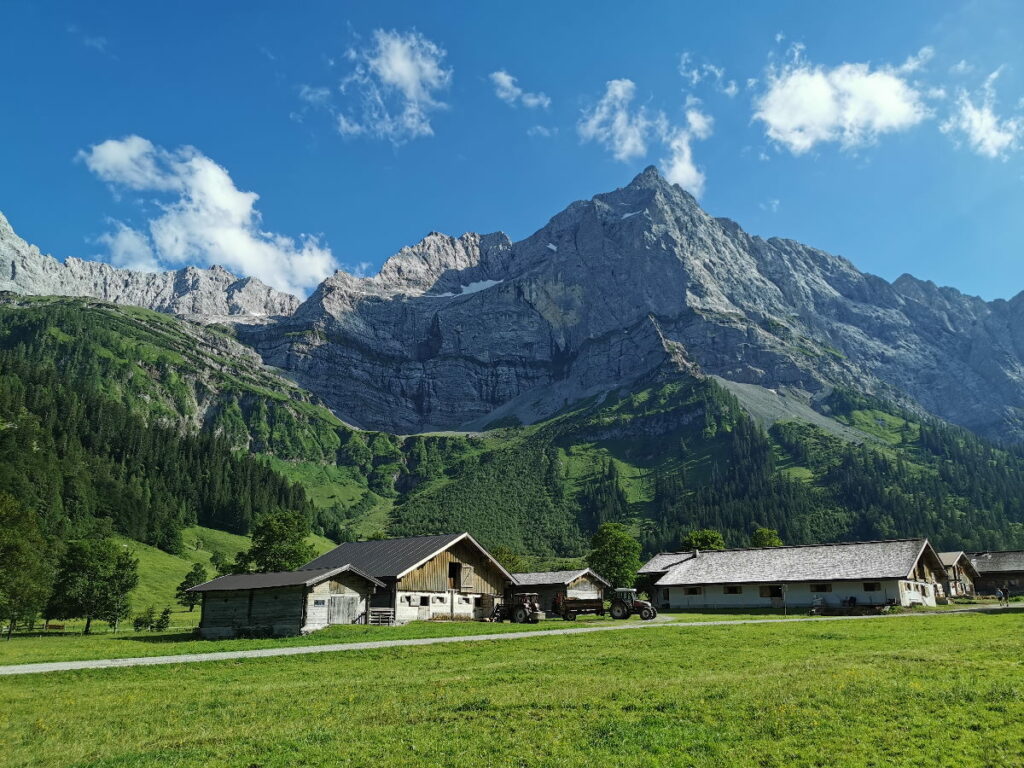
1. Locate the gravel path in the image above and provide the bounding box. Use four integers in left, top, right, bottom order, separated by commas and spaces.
0, 607, 1011, 677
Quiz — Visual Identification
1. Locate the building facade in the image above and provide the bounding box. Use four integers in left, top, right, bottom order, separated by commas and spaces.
301, 532, 513, 623
938, 551, 979, 598
970, 551, 1024, 596
189, 565, 382, 639
644, 539, 945, 610
511, 569, 609, 612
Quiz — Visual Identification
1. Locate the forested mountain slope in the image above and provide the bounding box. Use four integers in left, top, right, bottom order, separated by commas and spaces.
2, 296, 1022, 561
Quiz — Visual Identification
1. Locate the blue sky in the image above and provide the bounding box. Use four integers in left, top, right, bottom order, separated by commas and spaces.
2, 2, 1023, 298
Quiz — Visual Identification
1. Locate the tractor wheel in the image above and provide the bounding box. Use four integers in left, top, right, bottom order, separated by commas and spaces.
512, 605, 528, 624
639, 606, 656, 621
610, 602, 630, 620
565, 612, 577, 621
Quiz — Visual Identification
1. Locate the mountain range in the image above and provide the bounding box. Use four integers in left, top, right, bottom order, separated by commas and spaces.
5, 167, 1023, 443
3, 168, 1024, 559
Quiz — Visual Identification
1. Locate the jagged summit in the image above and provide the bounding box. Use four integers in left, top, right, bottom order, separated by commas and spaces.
5, 167, 1024, 442
0, 210, 299, 318
239, 169, 1024, 442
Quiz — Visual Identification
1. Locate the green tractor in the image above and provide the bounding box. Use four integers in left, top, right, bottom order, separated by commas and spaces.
609, 588, 658, 621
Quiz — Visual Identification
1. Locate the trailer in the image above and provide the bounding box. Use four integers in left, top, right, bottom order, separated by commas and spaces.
552, 593, 605, 620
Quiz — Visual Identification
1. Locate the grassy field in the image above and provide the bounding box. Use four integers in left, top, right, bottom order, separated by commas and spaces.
1, 612, 1021, 767
0, 611, 802, 666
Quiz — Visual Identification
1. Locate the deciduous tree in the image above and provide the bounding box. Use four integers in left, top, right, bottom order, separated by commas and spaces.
586, 523, 642, 588
0, 494, 54, 638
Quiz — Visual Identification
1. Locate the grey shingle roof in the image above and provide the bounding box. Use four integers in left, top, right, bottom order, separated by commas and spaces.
939, 551, 966, 567
512, 569, 610, 587
301, 532, 513, 581
187, 565, 382, 593
970, 551, 1024, 574
638, 553, 694, 574
655, 539, 935, 586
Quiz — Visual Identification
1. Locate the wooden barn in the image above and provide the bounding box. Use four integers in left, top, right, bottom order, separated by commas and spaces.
511, 569, 610, 612
646, 539, 945, 610
938, 551, 979, 598
969, 550, 1024, 597
301, 532, 513, 624
188, 565, 383, 639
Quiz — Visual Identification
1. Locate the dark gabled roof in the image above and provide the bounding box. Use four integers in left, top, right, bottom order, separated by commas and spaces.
638, 553, 693, 574
970, 550, 1024, 574
656, 539, 939, 587
300, 532, 514, 582
512, 568, 610, 588
187, 564, 383, 593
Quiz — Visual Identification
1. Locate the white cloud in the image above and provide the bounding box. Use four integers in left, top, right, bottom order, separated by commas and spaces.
678, 53, 738, 97
754, 50, 930, 154
67, 24, 110, 55
941, 69, 1022, 158
661, 108, 713, 197
579, 80, 712, 197
950, 59, 973, 75
298, 84, 331, 106
897, 46, 935, 74
578, 79, 666, 161
96, 222, 161, 272
78, 136, 337, 296
489, 70, 550, 109
527, 125, 558, 137
759, 199, 780, 213
335, 29, 452, 143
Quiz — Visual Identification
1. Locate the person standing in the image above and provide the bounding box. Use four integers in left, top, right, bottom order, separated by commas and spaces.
1002, 585, 1012, 607
995, 587, 1004, 606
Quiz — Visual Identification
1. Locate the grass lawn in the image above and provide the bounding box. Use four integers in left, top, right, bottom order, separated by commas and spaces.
1, 612, 1021, 767
1, 610, 801, 666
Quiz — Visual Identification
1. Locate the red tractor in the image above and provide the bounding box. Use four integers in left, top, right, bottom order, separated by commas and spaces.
609, 588, 658, 621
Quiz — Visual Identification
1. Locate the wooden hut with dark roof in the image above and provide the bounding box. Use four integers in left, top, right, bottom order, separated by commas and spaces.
188, 565, 383, 638
970, 550, 1024, 597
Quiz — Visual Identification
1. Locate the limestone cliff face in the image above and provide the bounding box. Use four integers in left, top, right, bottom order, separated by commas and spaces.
238, 167, 1024, 440
0, 212, 299, 318
7, 169, 1024, 441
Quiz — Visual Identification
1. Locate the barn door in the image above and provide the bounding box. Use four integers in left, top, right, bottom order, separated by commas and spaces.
328, 595, 358, 625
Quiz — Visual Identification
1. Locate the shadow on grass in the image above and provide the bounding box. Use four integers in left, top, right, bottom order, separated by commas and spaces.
112, 632, 200, 645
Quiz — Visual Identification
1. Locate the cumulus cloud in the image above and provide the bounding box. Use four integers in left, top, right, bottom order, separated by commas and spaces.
941, 69, 1022, 158
754, 49, 930, 154
335, 29, 452, 143
97, 222, 161, 272
661, 109, 714, 197
77, 136, 337, 296
579, 80, 712, 197
489, 70, 550, 109
578, 79, 667, 161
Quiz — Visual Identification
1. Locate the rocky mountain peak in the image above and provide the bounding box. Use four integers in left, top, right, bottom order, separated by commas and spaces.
0, 209, 299, 318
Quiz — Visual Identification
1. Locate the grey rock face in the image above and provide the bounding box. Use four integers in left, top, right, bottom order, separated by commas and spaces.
8, 168, 1024, 443
236, 166, 1024, 441
0, 211, 299, 318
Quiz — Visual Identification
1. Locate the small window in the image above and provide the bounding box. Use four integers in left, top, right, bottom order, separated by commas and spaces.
419, 596, 430, 607
723, 586, 742, 595
810, 584, 832, 593
863, 582, 881, 592
683, 587, 703, 596
759, 585, 783, 598
313, 599, 326, 607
